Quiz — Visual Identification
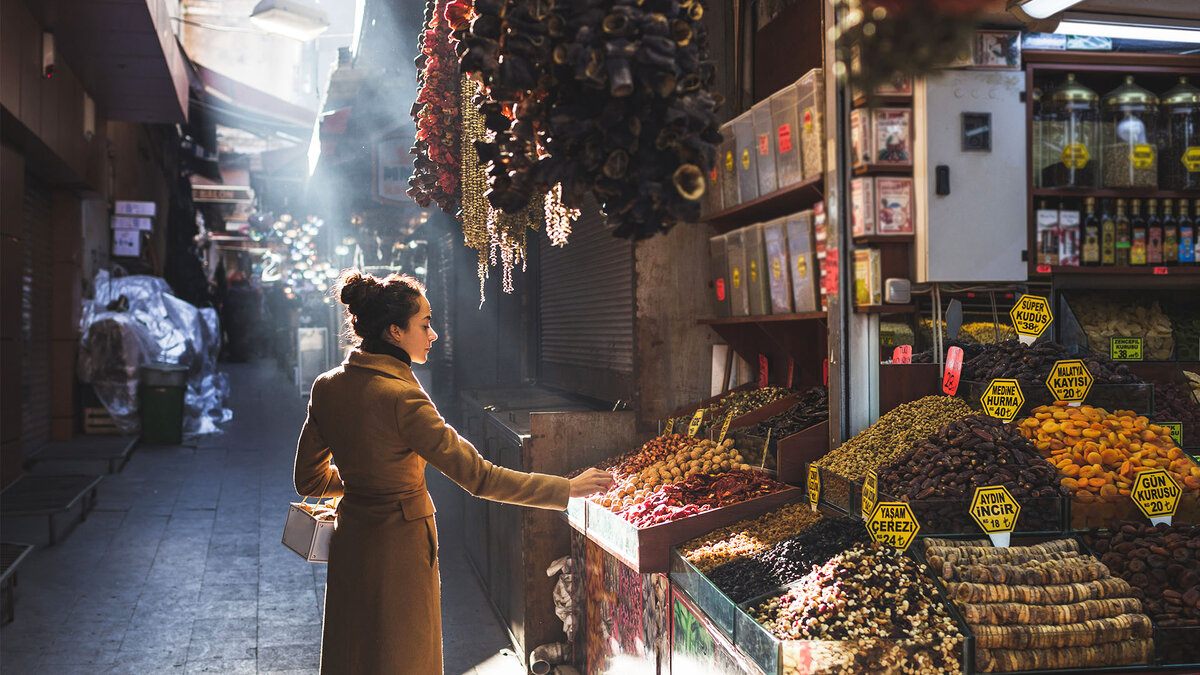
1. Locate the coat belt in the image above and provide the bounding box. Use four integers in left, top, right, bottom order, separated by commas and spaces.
340, 490, 436, 521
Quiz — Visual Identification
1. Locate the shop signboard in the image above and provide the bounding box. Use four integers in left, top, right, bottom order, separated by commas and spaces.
373, 131, 410, 206
1046, 359, 1093, 404
1109, 337, 1144, 361
1131, 469, 1181, 525
192, 185, 253, 204
981, 379, 1023, 422
969, 485, 1020, 547
866, 502, 919, 551
1009, 294, 1053, 344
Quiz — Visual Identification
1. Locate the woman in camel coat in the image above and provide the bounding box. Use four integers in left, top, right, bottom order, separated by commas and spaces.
294, 271, 612, 675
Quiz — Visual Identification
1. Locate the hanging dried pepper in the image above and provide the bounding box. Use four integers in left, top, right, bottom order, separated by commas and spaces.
408, 0, 462, 213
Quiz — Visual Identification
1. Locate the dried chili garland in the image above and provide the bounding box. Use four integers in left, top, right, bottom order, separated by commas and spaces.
408, 0, 462, 212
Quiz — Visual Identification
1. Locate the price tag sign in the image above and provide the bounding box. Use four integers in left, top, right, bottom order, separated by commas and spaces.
1153, 267, 1169, 276
1036, 264, 1052, 274
664, 418, 675, 435
786, 357, 794, 389
718, 414, 733, 443
758, 354, 770, 388
807, 465, 821, 512
861, 470, 878, 521
969, 485, 1021, 547
1160, 422, 1182, 446
981, 379, 1024, 422
823, 358, 829, 387
867, 502, 920, 551
881, 331, 897, 347
1110, 337, 1144, 361
943, 346, 964, 396
892, 345, 912, 364
1131, 468, 1182, 525
1046, 359, 1093, 404
1010, 294, 1053, 345
687, 409, 705, 437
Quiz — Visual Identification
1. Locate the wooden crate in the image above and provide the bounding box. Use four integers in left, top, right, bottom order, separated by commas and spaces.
83, 407, 120, 435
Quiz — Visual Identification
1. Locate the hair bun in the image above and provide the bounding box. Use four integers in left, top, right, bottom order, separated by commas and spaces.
339, 271, 383, 312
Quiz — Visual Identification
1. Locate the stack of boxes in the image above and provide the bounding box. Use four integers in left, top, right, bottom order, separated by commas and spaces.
707, 209, 823, 318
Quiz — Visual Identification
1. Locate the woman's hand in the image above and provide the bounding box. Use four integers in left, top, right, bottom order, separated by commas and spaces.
569, 468, 614, 498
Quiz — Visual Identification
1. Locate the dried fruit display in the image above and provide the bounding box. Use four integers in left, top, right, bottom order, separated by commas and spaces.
595, 436, 749, 511
743, 387, 828, 439
877, 414, 1067, 533
929, 537, 1153, 672
668, 387, 795, 437
745, 543, 964, 675
814, 395, 973, 480
1144, 373, 1200, 448
961, 340, 1143, 385
678, 502, 822, 573
706, 516, 868, 603
409, 0, 462, 212
1069, 294, 1174, 360
618, 469, 787, 527
919, 319, 1017, 346
1187, 370, 1200, 405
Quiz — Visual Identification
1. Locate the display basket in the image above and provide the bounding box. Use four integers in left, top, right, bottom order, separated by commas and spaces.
583, 486, 803, 574
869, 487, 1069, 537
957, 380, 1156, 418
670, 546, 742, 642
565, 496, 587, 532
731, 421, 829, 486
732, 563, 971, 675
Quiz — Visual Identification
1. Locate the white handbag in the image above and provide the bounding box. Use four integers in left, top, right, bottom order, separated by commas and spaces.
282, 474, 338, 563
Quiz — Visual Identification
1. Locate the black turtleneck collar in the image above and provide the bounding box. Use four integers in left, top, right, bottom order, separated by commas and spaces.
360, 338, 412, 366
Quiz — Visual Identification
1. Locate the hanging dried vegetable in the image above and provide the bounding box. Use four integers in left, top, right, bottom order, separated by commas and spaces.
409, 0, 462, 212
455, 0, 721, 240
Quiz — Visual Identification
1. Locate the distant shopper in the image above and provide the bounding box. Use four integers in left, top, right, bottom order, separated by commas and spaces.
294, 270, 612, 675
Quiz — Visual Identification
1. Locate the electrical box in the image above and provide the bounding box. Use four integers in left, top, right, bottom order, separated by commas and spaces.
914, 70, 1028, 282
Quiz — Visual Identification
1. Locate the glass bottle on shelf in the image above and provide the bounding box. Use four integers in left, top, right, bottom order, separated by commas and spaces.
1180, 200, 1196, 265
1042, 74, 1099, 188
1036, 199, 1059, 267
1130, 199, 1147, 265
1031, 87, 1044, 189
1146, 199, 1163, 265
1102, 76, 1159, 189
1163, 199, 1178, 265
1101, 199, 1116, 266
1114, 198, 1131, 266
1082, 197, 1100, 266
1161, 76, 1199, 190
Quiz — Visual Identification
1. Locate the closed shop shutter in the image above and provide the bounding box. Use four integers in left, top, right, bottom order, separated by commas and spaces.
21, 176, 52, 452
537, 200, 635, 402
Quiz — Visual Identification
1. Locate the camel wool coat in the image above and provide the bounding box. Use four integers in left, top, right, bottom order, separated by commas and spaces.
294, 349, 571, 675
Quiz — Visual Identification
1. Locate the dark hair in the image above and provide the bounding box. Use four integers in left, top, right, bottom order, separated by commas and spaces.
339, 270, 427, 343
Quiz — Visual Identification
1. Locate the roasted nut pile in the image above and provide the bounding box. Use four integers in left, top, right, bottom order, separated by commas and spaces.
679, 502, 823, 573
930, 537, 1153, 672
744, 387, 829, 439
1071, 294, 1174, 360
707, 516, 869, 602
961, 340, 1143, 385
877, 415, 1067, 533
747, 543, 964, 675
814, 396, 973, 480
618, 469, 787, 527
1017, 403, 1200, 504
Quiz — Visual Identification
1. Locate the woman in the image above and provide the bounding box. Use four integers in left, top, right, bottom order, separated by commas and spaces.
294, 271, 613, 675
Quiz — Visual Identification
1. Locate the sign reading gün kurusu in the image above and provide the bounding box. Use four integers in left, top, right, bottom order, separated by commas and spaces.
1131, 468, 1181, 524
1046, 359, 1093, 403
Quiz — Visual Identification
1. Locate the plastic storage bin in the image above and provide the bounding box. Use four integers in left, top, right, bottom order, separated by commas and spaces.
743, 223, 771, 316
784, 211, 818, 313
719, 124, 740, 209
761, 218, 793, 314
797, 69, 825, 180
709, 234, 732, 318
726, 228, 750, 317
140, 363, 188, 445
733, 112, 760, 203
753, 101, 779, 197
770, 86, 804, 188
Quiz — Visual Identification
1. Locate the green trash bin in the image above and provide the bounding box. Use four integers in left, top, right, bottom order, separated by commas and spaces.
140, 363, 189, 445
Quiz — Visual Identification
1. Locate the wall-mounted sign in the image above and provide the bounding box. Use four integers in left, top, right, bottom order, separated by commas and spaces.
373, 131, 411, 206
113, 229, 141, 257
111, 216, 153, 231
192, 185, 254, 204
115, 200, 156, 216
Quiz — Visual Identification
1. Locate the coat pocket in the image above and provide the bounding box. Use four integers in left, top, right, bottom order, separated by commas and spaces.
423, 517, 438, 567
399, 493, 436, 520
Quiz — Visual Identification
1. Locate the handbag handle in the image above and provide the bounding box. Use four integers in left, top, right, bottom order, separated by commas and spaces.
301, 464, 337, 505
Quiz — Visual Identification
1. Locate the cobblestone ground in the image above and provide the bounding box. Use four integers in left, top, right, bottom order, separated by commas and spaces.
1, 360, 525, 675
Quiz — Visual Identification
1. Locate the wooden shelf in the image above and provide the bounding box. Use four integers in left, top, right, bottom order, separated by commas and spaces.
1033, 265, 1200, 277
698, 311, 826, 326
853, 234, 914, 244
1025, 51, 1200, 71
1032, 188, 1199, 200
700, 175, 823, 231
853, 163, 912, 176
852, 93, 913, 108
854, 304, 916, 314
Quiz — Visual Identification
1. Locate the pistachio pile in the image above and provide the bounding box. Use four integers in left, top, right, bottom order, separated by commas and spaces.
961, 340, 1142, 385
679, 502, 823, 573
815, 396, 973, 480
747, 543, 964, 675
877, 415, 1067, 533
706, 516, 868, 602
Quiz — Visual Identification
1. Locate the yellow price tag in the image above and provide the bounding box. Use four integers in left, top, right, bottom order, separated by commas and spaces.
1110, 337, 1143, 361
687, 409, 705, 437
1130, 143, 1155, 170
1060, 142, 1090, 169
861, 470, 878, 521
970, 486, 1021, 534
664, 418, 675, 435
807, 465, 821, 512
1046, 359, 1093, 403
1009, 294, 1053, 341
1160, 422, 1182, 446
1184, 146, 1200, 173
867, 502, 920, 551
1131, 469, 1181, 524
981, 379, 1024, 423
718, 414, 733, 443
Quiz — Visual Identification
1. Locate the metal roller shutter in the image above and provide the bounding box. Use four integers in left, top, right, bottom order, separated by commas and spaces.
21, 176, 52, 452
537, 200, 635, 402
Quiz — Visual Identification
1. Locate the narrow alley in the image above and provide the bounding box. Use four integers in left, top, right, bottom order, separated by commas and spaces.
0, 360, 524, 675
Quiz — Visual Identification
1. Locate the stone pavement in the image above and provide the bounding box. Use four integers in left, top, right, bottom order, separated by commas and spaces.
1, 360, 526, 675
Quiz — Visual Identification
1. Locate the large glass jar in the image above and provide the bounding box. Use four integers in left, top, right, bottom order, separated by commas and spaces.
1102, 76, 1159, 189
1161, 76, 1200, 190
1040, 74, 1099, 188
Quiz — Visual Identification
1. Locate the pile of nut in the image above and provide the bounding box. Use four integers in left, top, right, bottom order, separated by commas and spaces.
877, 415, 1067, 533
928, 537, 1154, 672
747, 543, 964, 675
961, 340, 1143, 385
919, 319, 1017, 345
593, 435, 747, 511
679, 502, 823, 573
706, 516, 868, 602
618, 469, 787, 527
743, 387, 829, 440
1016, 403, 1200, 505
1071, 294, 1174, 361
815, 396, 973, 481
